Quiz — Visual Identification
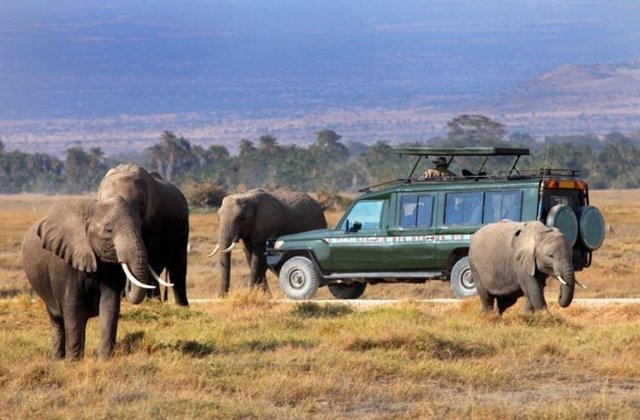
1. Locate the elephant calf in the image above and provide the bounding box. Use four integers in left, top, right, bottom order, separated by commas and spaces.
22, 197, 169, 359
469, 220, 578, 314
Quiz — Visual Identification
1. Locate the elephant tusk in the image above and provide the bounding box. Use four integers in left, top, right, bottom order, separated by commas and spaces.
208, 244, 220, 257
121, 263, 155, 289
150, 265, 174, 287
209, 242, 235, 257
556, 276, 568, 286
575, 279, 588, 289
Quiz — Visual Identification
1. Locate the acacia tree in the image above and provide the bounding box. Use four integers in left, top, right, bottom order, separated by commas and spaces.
446, 114, 508, 146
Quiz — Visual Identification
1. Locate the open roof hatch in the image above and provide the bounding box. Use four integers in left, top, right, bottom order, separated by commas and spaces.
393, 147, 531, 179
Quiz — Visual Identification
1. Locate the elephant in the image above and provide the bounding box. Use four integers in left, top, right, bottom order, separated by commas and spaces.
21, 197, 171, 359
469, 220, 582, 314
98, 164, 189, 306
211, 189, 327, 297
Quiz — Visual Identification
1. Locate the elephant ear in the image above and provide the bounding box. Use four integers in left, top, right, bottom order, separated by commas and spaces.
512, 226, 537, 276
37, 199, 98, 273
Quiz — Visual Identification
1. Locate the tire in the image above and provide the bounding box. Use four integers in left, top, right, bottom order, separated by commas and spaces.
577, 206, 605, 250
546, 204, 578, 246
328, 282, 367, 300
279, 256, 320, 300
450, 256, 477, 299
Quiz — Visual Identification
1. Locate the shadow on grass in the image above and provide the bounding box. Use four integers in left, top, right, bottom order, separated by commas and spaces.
291, 302, 354, 318
0, 289, 23, 299
236, 338, 314, 353
118, 331, 147, 355
174, 340, 217, 357
345, 332, 496, 360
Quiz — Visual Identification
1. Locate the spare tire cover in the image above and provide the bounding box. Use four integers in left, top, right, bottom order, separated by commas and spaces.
545, 204, 578, 246
578, 206, 605, 250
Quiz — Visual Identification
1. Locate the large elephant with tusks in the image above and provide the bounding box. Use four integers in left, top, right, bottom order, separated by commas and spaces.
211, 189, 327, 297
21, 197, 170, 359
98, 164, 189, 306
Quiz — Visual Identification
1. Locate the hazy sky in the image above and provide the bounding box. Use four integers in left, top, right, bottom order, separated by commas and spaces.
1, 1, 639, 119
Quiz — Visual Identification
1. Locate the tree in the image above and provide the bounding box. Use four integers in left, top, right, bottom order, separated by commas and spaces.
236, 139, 263, 189
146, 131, 196, 183
62, 147, 108, 193
446, 114, 508, 146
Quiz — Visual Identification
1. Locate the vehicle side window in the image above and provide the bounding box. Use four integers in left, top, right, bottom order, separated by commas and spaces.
341, 200, 384, 230
484, 191, 522, 223
400, 195, 433, 228
445, 192, 483, 226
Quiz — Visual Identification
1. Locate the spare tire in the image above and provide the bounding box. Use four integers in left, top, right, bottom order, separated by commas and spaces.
578, 206, 605, 250
545, 204, 578, 246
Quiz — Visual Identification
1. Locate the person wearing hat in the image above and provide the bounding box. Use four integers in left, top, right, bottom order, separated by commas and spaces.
420, 157, 456, 179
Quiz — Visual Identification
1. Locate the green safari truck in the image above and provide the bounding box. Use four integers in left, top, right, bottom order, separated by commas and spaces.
266, 147, 605, 300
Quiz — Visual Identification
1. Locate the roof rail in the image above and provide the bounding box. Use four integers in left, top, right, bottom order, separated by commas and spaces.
393, 147, 530, 157
394, 146, 530, 179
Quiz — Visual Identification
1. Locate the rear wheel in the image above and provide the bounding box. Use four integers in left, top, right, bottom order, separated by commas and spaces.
328, 282, 367, 300
279, 256, 320, 300
450, 257, 477, 298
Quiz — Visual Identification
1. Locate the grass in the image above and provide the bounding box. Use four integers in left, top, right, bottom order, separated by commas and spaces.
1, 191, 640, 417
1, 296, 639, 417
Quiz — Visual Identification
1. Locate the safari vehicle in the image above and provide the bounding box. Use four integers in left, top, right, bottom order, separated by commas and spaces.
266, 147, 605, 300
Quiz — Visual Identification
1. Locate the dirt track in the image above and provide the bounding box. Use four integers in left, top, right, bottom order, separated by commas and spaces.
190, 298, 640, 307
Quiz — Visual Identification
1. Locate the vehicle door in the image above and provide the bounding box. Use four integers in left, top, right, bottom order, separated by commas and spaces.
325, 198, 387, 272
383, 193, 438, 270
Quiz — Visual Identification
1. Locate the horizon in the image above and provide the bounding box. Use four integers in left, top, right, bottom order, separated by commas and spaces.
1, 1, 640, 154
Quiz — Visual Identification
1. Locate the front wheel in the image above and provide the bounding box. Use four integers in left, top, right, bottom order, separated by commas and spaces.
450, 256, 477, 298
328, 282, 367, 300
279, 256, 320, 300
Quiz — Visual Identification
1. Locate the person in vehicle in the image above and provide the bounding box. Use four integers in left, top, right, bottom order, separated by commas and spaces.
420, 157, 456, 179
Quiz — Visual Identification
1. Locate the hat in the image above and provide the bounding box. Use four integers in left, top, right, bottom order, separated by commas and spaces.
432, 157, 449, 167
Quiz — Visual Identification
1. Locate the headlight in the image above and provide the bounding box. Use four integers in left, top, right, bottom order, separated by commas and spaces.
273, 240, 284, 250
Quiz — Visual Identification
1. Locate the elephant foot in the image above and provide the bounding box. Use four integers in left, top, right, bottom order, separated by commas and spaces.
496, 296, 519, 314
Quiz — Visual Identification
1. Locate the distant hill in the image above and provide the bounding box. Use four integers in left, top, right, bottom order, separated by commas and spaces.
489, 62, 640, 134
3, 62, 640, 156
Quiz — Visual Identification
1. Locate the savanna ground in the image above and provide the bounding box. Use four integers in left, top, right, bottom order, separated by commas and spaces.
0, 191, 639, 418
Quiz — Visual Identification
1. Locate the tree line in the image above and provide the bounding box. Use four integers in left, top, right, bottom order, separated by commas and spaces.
1, 114, 640, 197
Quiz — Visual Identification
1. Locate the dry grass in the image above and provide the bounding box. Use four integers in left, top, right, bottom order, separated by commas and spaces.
2, 190, 638, 300
1, 191, 640, 417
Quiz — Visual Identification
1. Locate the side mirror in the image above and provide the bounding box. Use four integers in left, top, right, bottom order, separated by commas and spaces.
349, 221, 363, 233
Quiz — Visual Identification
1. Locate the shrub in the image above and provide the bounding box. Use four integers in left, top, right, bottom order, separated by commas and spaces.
181, 180, 227, 209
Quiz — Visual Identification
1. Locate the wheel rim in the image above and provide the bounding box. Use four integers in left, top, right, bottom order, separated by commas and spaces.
288, 269, 306, 289
460, 267, 475, 290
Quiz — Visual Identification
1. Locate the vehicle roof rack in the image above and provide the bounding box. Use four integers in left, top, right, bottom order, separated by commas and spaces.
393, 147, 530, 180
357, 147, 581, 193
393, 147, 530, 157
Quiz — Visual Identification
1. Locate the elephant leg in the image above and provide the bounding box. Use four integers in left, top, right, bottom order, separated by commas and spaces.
249, 248, 270, 294
523, 297, 535, 313
47, 310, 66, 359
520, 278, 547, 312
496, 296, 519, 315
98, 286, 121, 358
64, 312, 87, 360
169, 252, 189, 307
480, 294, 495, 313
474, 280, 494, 313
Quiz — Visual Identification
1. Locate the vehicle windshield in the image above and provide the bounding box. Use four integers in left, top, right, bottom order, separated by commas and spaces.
340, 200, 384, 230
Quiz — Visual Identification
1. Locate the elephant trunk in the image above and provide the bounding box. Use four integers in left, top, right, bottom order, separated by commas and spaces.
217, 224, 238, 297
116, 232, 151, 305
557, 262, 576, 308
